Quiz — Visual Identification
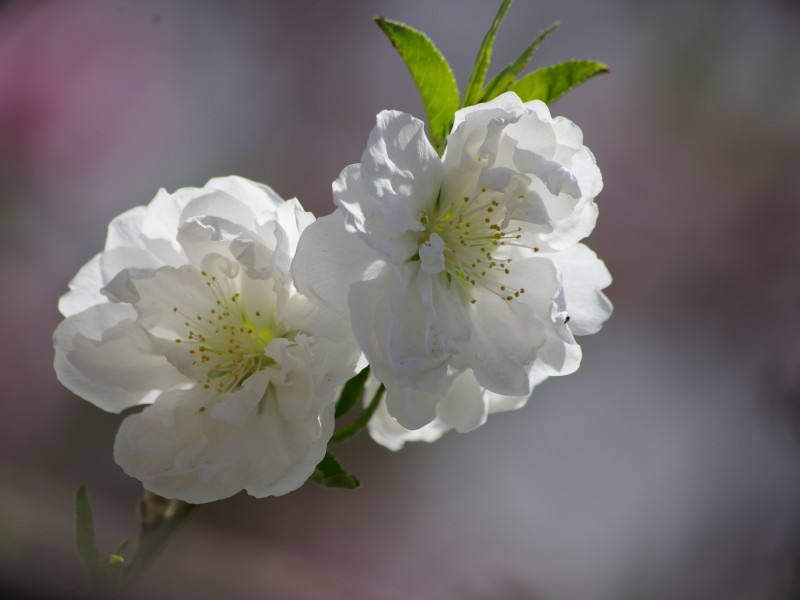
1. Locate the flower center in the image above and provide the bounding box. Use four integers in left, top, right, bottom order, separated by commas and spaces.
171, 267, 276, 394
420, 186, 535, 304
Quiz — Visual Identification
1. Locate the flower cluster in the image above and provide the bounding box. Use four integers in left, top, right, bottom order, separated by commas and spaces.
54, 176, 361, 502
54, 93, 611, 501
293, 92, 612, 449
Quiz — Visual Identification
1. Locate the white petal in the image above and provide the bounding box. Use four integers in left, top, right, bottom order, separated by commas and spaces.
179, 190, 259, 234
541, 201, 599, 251
415, 270, 471, 360
451, 91, 525, 132
140, 187, 198, 245
436, 371, 487, 433
176, 213, 264, 273
100, 246, 166, 283
244, 402, 334, 498
384, 382, 440, 430
210, 370, 270, 427
529, 295, 583, 376
272, 197, 315, 253
463, 254, 561, 396
105, 204, 186, 270
513, 146, 581, 199
333, 162, 420, 265
466, 291, 541, 396
352, 268, 448, 390
114, 387, 252, 503
367, 396, 449, 451
368, 370, 508, 448
484, 370, 548, 414
358, 110, 442, 233
292, 210, 382, 323
58, 253, 105, 317
205, 175, 285, 217
419, 233, 445, 274
552, 243, 613, 336
263, 337, 317, 423
106, 206, 148, 251
54, 303, 187, 412
120, 265, 218, 338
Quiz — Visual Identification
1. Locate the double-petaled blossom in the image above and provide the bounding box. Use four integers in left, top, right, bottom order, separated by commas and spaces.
293, 92, 612, 447
54, 176, 361, 501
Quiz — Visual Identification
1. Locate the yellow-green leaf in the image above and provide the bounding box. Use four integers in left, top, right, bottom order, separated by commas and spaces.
335, 366, 370, 419
375, 17, 460, 149
480, 22, 559, 102
74, 485, 100, 578
310, 453, 360, 489
509, 60, 609, 104
462, 0, 513, 108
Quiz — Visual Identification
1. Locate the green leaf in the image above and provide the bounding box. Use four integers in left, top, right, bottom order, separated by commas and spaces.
100, 540, 128, 582
509, 60, 609, 104
462, 0, 513, 108
103, 539, 128, 568
104, 553, 125, 567
374, 16, 460, 149
335, 366, 370, 419
74, 485, 100, 578
480, 22, 559, 102
310, 453, 361, 489
112, 539, 129, 556
330, 383, 385, 446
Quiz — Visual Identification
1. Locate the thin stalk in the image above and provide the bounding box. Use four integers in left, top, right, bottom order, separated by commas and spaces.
116, 498, 196, 594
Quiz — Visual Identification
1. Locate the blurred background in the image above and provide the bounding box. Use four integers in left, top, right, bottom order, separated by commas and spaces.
1, 0, 800, 598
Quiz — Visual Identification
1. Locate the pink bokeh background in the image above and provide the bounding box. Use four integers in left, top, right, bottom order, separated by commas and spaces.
1, 1, 799, 598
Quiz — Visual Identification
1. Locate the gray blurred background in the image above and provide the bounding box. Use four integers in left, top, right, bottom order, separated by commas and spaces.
1, 0, 800, 598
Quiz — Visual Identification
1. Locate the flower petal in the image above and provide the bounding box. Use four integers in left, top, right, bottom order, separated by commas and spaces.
552, 243, 613, 336
367, 396, 449, 451
58, 253, 105, 317
333, 163, 421, 265
245, 401, 334, 498
54, 303, 188, 412
358, 110, 442, 234
205, 175, 285, 218
350, 268, 448, 391
114, 386, 253, 503
466, 290, 541, 395
384, 381, 440, 430
292, 209, 382, 323
436, 370, 487, 433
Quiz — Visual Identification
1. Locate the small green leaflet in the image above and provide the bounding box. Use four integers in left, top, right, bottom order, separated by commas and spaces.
480, 22, 559, 102
374, 16, 459, 151
461, 0, 512, 108
330, 382, 385, 446
335, 366, 370, 419
100, 539, 128, 579
509, 60, 610, 105
310, 453, 361, 489
75, 485, 100, 578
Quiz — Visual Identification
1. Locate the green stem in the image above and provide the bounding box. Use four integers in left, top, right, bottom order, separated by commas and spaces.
117, 499, 196, 594
329, 383, 386, 445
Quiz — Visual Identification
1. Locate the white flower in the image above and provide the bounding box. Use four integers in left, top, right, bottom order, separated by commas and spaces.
293, 92, 612, 443
54, 176, 361, 502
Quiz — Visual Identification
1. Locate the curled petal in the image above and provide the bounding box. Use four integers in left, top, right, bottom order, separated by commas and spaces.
552, 243, 613, 336
359, 110, 442, 234
54, 303, 189, 412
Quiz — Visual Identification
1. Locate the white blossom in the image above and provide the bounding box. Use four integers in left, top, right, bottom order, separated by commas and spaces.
54, 176, 361, 502
293, 92, 612, 443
